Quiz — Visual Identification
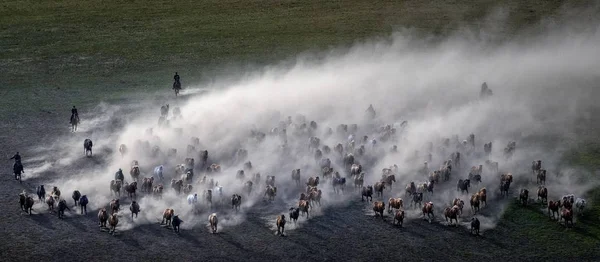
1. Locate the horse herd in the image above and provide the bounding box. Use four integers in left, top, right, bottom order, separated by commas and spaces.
15, 104, 590, 237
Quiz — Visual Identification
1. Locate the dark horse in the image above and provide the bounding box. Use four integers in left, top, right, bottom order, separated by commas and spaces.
84, 139, 93, 157
14, 161, 24, 183
173, 81, 182, 96
70, 114, 80, 132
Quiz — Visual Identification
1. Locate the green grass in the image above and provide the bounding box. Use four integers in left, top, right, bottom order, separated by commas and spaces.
0, 0, 580, 104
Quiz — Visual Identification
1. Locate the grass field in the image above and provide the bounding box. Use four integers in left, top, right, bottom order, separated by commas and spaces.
2, 1, 600, 260
0, 0, 586, 106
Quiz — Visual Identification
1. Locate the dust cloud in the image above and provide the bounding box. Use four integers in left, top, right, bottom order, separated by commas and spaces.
23, 6, 600, 234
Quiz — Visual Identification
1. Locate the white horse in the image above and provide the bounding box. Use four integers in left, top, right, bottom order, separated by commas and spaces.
187, 193, 198, 205
575, 198, 587, 213
154, 165, 164, 181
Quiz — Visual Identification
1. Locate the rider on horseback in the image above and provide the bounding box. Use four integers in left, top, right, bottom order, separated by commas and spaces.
10, 152, 23, 178
71, 106, 79, 123
174, 72, 180, 83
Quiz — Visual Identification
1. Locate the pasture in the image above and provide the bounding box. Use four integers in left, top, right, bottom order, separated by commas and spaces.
2, 1, 600, 261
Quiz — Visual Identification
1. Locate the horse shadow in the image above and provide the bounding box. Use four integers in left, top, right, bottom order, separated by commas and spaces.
29, 212, 55, 230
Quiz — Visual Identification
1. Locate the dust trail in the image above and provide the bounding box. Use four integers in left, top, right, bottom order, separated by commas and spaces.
33, 7, 600, 234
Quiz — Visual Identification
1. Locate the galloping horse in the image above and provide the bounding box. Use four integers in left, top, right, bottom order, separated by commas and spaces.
70, 114, 80, 132
84, 139, 93, 157
173, 80, 182, 96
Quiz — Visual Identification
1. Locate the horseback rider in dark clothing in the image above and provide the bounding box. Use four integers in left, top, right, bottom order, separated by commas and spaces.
10, 152, 22, 171
174, 72, 180, 83
71, 106, 80, 123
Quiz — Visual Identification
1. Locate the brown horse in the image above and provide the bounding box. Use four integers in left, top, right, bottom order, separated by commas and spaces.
500, 173, 513, 185
537, 186, 548, 203
561, 208, 573, 227
110, 199, 120, 214
309, 189, 322, 207
162, 208, 175, 226
299, 200, 310, 218
209, 213, 218, 233
519, 189, 529, 207
388, 198, 403, 214
548, 200, 560, 220
381, 174, 396, 190
373, 201, 385, 219
374, 182, 386, 198
478, 188, 487, 207
422, 202, 434, 222
306, 176, 320, 187
452, 198, 464, 215
108, 213, 119, 234
98, 208, 108, 227
394, 210, 405, 226
45, 195, 55, 212
276, 214, 286, 235
444, 206, 460, 226
470, 194, 480, 213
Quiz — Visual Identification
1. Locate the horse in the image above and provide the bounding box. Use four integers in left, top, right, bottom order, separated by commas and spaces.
172, 215, 183, 233
130, 165, 140, 182
72, 190, 81, 206
394, 210, 405, 226
124, 182, 138, 198
19, 191, 27, 211
452, 198, 465, 215
388, 198, 403, 214
470, 194, 480, 213
531, 160, 542, 175
548, 200, 560, 220
381, 174, 396, 190
83, 139, 93, 157
98, 208, 108, 227
160, 104, 170, 117
361, 186, 373, 202
537, 186, 548, 203
298, 200, 310, 218
118, 144, 127, 158
13, 162, 24, 182
70, 114, 80, 132
36, 185, 46, 202
500, 180, 510, 198
478, 188, 487, 207
289, 207, 300, 224
374, 182, 386, 198
373, 201, 385, 219
405, 182, 417, 197
444, 206, 460, 226
231, 194, 242, 212
291, 169, 301, 187
306, 176, 320, 187
519, 189, 529, 207
79, 195, 89, 214
108, 213, 119, 234
537, 169, 547, 185
209, 213, 218, 233
354, 173, 364, 190
162, 208, 175, 226
58, 199, 70, 219
130, 201, 140, 219
412, 192, 423, 208
471, 217, 480, 235
110, 199, 120, 214
24, 195, 34, 215
561, 209, 573, 227
332, 177, 346, 194
457, 179, 470, 194
276, 214, 286, 236
309, 189, 322, 207
575, 198, 587, 213
110, 180, 122, 196
422, 202, 434, 222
